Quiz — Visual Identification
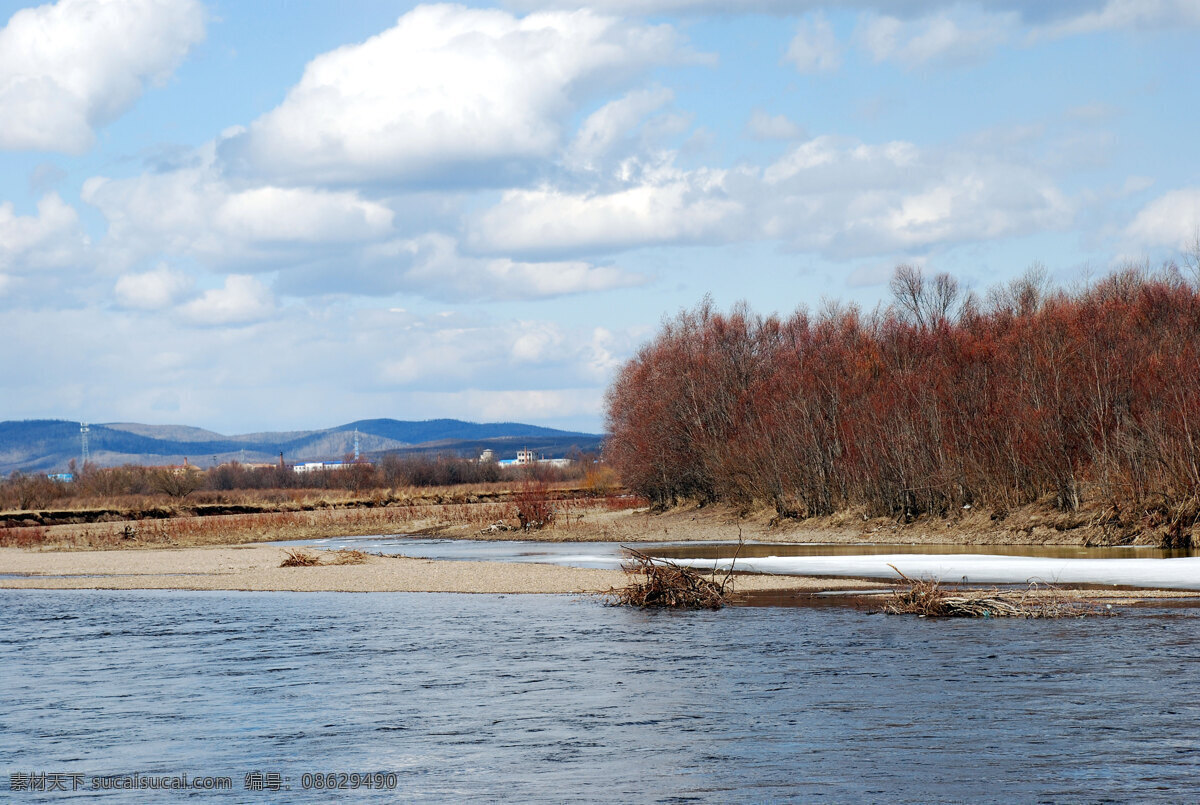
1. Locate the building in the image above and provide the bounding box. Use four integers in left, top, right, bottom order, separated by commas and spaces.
495, 448, 574, 469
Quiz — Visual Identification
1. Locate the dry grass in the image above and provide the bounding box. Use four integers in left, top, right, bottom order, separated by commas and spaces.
604, 547, 734, 609
880, 565, 1112, 618
279, 549, 321, 567
0, 524, 48, 548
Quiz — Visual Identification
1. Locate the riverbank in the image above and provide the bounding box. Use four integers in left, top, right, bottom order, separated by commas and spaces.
3, 495, 1177, 552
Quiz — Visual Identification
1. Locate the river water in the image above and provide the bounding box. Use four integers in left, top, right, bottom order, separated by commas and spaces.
3, 589, 1199, 802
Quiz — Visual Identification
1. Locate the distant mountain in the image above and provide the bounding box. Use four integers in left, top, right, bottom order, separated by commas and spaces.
0, 418, 603, 475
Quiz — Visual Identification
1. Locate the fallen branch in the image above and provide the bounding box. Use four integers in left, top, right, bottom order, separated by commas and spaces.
279, 549, 321, 567
605, 548, 732, 609
881, 564, 1113, 618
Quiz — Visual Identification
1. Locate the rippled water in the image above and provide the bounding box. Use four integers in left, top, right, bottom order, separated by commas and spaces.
3, 590, 1199, 802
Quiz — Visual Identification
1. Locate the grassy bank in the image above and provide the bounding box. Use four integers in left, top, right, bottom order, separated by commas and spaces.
4, 474, 1195, 552
0, 482, 648, 550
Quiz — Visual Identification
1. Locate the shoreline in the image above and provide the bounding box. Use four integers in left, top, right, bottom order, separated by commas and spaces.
1, 544, 1197, 606
0, 544, 887, 595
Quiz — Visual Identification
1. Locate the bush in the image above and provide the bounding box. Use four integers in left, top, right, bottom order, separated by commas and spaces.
514, 480, 555, 530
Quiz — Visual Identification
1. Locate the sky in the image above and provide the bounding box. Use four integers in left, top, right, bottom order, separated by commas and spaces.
1, 0, 1198, 435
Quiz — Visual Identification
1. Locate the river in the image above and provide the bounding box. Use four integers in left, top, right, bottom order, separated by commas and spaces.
3, 589, 1199, 802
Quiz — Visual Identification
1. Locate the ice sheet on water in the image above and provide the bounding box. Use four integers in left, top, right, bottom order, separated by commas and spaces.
671, 554, 1200, 590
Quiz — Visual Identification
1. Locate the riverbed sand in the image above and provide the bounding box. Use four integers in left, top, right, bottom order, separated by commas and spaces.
0, 545, 887, 595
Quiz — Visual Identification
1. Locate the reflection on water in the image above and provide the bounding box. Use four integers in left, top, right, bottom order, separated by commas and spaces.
277, 535, 1197, 570
2, 590, 1198, 802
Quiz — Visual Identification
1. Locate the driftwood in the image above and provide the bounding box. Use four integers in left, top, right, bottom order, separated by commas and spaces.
881, 565, 1112, 618
605, 547, 740, 609
279, 549, 321, 567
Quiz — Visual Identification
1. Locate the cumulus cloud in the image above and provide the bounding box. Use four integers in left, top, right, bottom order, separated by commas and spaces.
0, 0, 205, 153
509, 0, 1200, 31
364, 233, 645, 301
470, 134, 1071, 261
469, 157, 744, 256
760, 135, 1072, 257
564, 87, 675, 172
745, 109, 804, 141
406, 388, 605, 422
219, 4, 693, 186
856, 9, 1014, 67
1126, 188, 1200, 249
80, 146, 394, 269
374, 310, 634, 396
114, 265, 193, 310
180, 274, 275, 325
0, 192, 88, 272
1030, 0, 1200, 39
785, 13, 841, 73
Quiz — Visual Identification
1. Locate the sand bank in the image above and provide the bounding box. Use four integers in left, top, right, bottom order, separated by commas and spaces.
0, 545, 884, 595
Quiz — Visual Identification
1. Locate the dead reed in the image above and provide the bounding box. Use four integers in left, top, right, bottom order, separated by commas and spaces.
880, 565, 1111, 618
605, 548, 733, 609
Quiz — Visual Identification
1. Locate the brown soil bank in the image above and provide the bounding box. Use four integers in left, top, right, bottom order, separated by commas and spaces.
3, 495, 1192, 552
526, 499, 1198, 548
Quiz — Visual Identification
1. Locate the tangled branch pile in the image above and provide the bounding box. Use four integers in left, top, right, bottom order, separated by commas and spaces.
279, 549, 321, 567
881, 567, 1111, 618
328, 548, 369, 565
606, 548, 731, 609
280, 548, 370, 567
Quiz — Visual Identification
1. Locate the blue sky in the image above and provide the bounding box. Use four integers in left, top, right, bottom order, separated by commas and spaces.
1, 0, 1198, 434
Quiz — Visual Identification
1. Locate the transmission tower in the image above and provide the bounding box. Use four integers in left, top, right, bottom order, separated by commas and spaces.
80, 422, 90, 466
353, 428, 361, 462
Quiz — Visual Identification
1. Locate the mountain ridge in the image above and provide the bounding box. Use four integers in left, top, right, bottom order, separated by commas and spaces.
0, 418, 603, 474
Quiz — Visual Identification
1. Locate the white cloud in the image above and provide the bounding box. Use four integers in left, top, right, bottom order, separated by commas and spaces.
81, 146, 394, 269
374, 310, 634, 397
1126, 188, 1200, 249
220, 4, 693, 185
857, 10, 1014, 67
1030, 0, 1200, 39
760, 135, 1072, 257
114, 265, 193, 310
746, 109, 804, 141
0, 192, 88, 272
371, 233, 645, 301
0, 0, 205, 153
509, 0, 1200, 33
406, 388, 604, 422
470, 134, 1071, 261
785, 13, 841, 73
470, 158, 744, 256
180, 274, 275, 325
565, 87, 675, 171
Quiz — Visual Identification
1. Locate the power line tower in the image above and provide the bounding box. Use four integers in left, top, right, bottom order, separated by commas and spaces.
80, 422, 90, 466
353, 428, 361, 462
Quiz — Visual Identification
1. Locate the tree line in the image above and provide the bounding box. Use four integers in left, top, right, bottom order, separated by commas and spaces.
605, 264, 1200, 541
0, 452, 590, 509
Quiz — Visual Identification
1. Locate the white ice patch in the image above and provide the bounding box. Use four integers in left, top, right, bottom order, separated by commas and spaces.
671, 554, 1200, 590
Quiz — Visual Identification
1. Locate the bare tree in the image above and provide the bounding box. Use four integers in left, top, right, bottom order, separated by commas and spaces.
150, 466, 203, 499
890, 265, 962, 327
